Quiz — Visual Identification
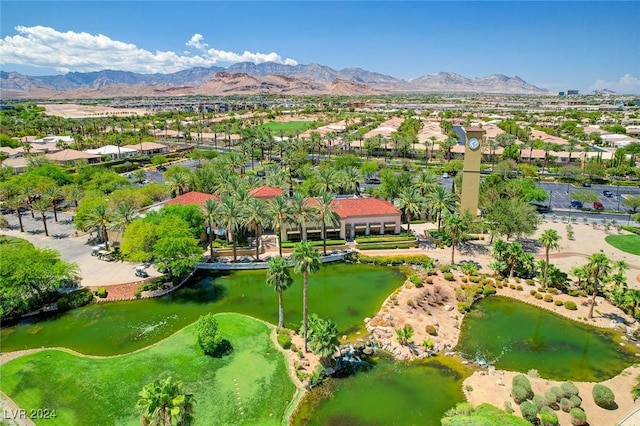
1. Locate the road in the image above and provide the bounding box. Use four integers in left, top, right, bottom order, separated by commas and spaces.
539, 182, 640, 212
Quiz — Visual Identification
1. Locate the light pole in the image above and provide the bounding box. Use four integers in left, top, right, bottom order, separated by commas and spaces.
616, 184, 621, 211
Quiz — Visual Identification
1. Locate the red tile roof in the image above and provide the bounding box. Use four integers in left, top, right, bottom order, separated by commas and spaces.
330, 198, 400, 219
164, 191, 219, 206
249, 186, 283, 199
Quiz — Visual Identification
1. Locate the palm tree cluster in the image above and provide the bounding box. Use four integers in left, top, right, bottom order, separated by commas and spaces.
137, 376, 194, 426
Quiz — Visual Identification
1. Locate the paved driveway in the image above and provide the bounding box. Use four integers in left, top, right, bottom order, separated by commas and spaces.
1, 210, 158, 287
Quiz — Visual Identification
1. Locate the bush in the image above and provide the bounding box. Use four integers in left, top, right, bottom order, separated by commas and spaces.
482, 285, 497, 296
512, 385, 530, 404
95, 287, 108, 298
277, 328, 292, 350
562, 382, 580, 398
457, 302, 471, 313
533, 394, 548, 410
550, 386, 564, 401
544, 294, 554, 303
443, 272, 455, 281
512, 374, 533, 394
560, 397, 572, 412
409, 274, 423, 286
535, 293, 544, 299
357, 254, 433, 266
520, 401, 538, 422
554, 299, 564, 306
540, 406, 559, 426
569, 395, 582, 408
526, 279, 535, 286
564, 300, 578, 310
545, 390, 559, 404
425, 325, 438, 336
56, 289, 94, 311
425, 277, 433, 285
516, 285, 523, 291
592, 384, 616, 409
569, 407, 587, 426
440, 264, 451, 273
530, 289, 538, 296
195, 313, 231, 357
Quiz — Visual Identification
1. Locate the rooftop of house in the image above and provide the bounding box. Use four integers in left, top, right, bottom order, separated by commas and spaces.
249, 186, 283, 199
164, 191, 220, 206
330, 197, 400, 219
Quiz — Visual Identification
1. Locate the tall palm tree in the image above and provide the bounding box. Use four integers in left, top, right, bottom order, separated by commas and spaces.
43, 186, 64, 223
266, 256, 294, 328
444, 214, 469, 264
539, 229, 561, 288
202, 198, 220, 260
4, 194, 26, 232
166, 170, 191, 196
290, 193, 316, 239
425, 187, 456, 232
314, 169, 337, 195
244, 197, 267, 261
585, 252, 612, 319
396, 187, 424, 233
505, 242, 524, 278
266, 195, 291, 257
219, 195, 245, 261
32, 198, 51, 237
64, 184, 84, 208
317, 193, 340, 255
291, 240, 322, 353
87, 204, 114, 249
111, 203, 138, 234
338, 167, 363, 195
137, 376, 195, 426
441, 137, 458, 162
412, 170, 439, 197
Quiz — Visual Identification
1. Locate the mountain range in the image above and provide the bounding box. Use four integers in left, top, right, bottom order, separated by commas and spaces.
0, 62, 549, 99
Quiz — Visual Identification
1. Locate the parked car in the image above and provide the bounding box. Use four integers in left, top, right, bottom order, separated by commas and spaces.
570, 200, 583, 209
602, 190, 613, 198
530, 203, 552, 213
593, 201, 604, 210
135, 265, 149, 278
581, 181, 592, 187
156, 165, 167, 171
366, 177, 381, 184
442, 172, 450, 179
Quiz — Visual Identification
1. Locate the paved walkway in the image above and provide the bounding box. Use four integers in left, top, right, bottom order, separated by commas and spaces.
1, 210, 159, 287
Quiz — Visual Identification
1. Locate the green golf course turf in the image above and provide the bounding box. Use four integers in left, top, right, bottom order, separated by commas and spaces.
605, 234, 640, 256
0, 313, 295, 425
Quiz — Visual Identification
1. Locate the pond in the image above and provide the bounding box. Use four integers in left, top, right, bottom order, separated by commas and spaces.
291, 355, 470, 426
0, 263, 406, 356
456, 296, 639, 381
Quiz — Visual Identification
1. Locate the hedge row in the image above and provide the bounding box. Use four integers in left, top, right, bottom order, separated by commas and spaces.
281, 239, 346, 248
358, 241, 417, 250
355, 234, 416, 244
353, 253, 433, 267
621, 226, 640, 235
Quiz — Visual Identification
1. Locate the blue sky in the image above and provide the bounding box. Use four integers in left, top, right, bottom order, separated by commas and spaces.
1, 1, 639, 93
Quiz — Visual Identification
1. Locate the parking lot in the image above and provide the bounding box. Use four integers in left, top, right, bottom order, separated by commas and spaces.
2, 210, 158, 287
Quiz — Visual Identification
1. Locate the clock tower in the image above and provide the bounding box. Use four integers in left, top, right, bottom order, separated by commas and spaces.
460, 126, 485, 216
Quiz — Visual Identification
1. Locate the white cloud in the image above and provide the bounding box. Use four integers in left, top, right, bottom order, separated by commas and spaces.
588, 74, 640, 95
0, 25, 298, 74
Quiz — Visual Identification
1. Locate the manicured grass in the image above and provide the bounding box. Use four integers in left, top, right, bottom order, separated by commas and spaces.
0, 313, 295, 425
605, 234, 640, 255
259, 121, 314, 132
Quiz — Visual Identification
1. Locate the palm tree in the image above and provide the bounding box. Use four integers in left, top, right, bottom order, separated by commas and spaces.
291, 241, 322, 353
266, 195, 291, 257
111, 203, 138, 233
396, 187, 424, 233
88, 204, 114, 249
412, 170, 438, 197
290, 193, 316, 239
444, 213, 469, 264
337, 167, 362, 195
317, 193, 340, 255
425, 187, 456, 232
64, 184, 84, 208
266, 256, 294, 328
245, 197, 267, 261
539, 229, 561, 288
314, 169, 337, 195
441, 137, 458, 162
202, 198, 220, 260
585, 252, 612, 319
4, 194, 26, 232
218, 195, 245, 261
137, 376, 195, 426
43, 186, 64, 223
32, 198, 51, 237
505, 242, 524, 278
166, 170, 191, 196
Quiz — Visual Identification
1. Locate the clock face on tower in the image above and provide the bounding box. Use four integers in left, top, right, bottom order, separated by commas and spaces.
468, 137, 480, 151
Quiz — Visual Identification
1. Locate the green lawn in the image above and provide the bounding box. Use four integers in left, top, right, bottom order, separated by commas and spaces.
0, 313, 295, 425
259, 121, 313, 132
605, 234, 640, 256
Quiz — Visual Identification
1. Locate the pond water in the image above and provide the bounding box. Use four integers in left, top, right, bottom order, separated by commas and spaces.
291, 355, 470, 426
0, 263, 406, 356
456, 296, 638, 381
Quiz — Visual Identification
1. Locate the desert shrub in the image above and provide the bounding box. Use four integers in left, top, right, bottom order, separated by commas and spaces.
526, 279, 535, 286
535, 293, 544, 300
509, 284, 516, 289
530, 289, 538, 296
425, 325, 438, 336
512, 385, 530, 404
440, 264, 451, 273
545, 390, 559, 404
457, 302, 471, 313
407, 299, 414, 307
540, 406, 559, 426
195, 313, 232, 357
469, 276, 481, 283
569, 395, 582, 408
520, 401, 538, 422
516, 285, 523, 291
562, 382, 580, 398
568, 289, 581, 297
443, 272, 455, 281
544, 294, 554, 303
592, 384, 616, 409
95, 287, 108, 298
482, 285, 497, 296
527, 369, 540, 378
560, 398, 572, 412
461, 277, 468, 283
276, 328, 292, 349
550, 386, 564, 401
512, 374, 532, 394
409, 274, 422, 286
425, 277, 433, 284
564, 300, 578, 310
548, 288, 559, 295
533, 395, 548, 410
569, 407, 587, 426
504, 401, 514, 414
554, 299, 564, 306
514, 277, 521, 283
